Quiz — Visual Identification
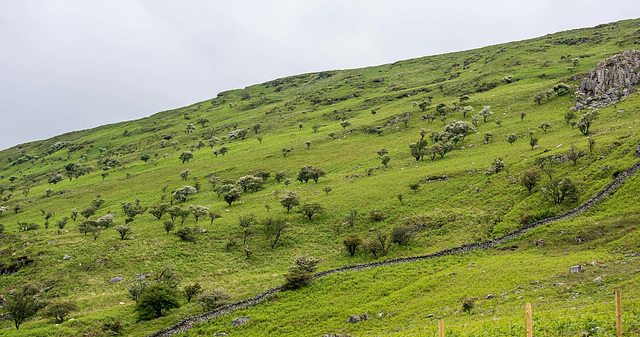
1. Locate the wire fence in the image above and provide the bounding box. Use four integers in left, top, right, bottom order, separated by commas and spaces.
397, 292, 639, 336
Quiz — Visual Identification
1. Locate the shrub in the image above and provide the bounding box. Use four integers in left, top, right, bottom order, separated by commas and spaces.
172, 186, 197, 203
175, 227, 196, 242
4, 283, 45, 330
520, 169, 540, 194
299, 203, 324, 220
223, 186, 242, 206
283, 255, 319, 290
368, 210, 387, 222
280, 191, 299, 213
80, 206, 97, 219
134, 284, 181, 321
43, 301, 77, 323
488, 158, 506, 174
542, 178, 579, 205
262, 217, 288, 249
236, 175, 263, 192
390, 226, 412, 246
463, 298, 475, 314
274, 171, 287, 183
149, 204, 169, 220
115, 225, 132, 240
189, 205, 209, 223
163, 220, 175, 234
343, 233, 361, 256
183, 282, 202, 303
197, 288, 231, 312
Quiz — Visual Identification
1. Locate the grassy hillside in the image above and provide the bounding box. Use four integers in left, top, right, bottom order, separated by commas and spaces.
1, 18, 640, 336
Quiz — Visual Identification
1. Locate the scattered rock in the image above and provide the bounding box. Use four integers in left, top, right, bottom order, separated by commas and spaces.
426, 314, 434, 318
570, 265, 583, 273
95, 258, 104, 264
347, 315, 361, 323
486, 294, 495, 299
323, 335, 351, 337
589, 261, 597, 266
360, 313, 369, 321
593, 277, 603, 284
554, 283, 566, 286
231, 317, 251, 327
47, 240, 57, 245
62, 255, 72, 261
214, 333, 229, 336
108, 276, 124, 283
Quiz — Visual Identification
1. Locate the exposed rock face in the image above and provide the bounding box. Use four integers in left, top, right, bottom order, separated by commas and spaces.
576, 50, 640, 110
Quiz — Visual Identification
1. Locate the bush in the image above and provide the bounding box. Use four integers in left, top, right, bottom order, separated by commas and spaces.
369, 210, 387, 222
280, 191, 299, 212
343, 233, 361, 256
282, 255, 319, 290
115, 225, 132, 240
43, 301, 77, 323
175, 227, 196, 242
134, 284, 181, 321
390, 226, 412, 246
183, 282, 202, 303
197, 288, 231, 312
463, 298, 475, 314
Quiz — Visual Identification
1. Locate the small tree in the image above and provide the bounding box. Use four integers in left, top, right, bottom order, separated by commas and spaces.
311, 125, 320, 133
282, 148, 292, 157
462, 298, 475, 314
283, 255, 319, 290
256, 135, 263, 144
175, 227, 196, 242
252, 123, 261, 134
564, 111, 575, 125
274, 171, 287, 183
390, 226, 412, 246
172, 186, 197, 203
189, 205, 209, 223
529, 136, 539, 150
5, 283, 45, 330
208, 210, 221, 225
588, 137, 596, 154
163, 220, 175, 234
197, 118, 209, 127
179, 151, 194, 164
43, 301, 77, 324
577, 110, 599, 135
197, 289, 231, 312
539, 121, 552, 133
340, 120, 351, 129
542, 178, 579, 205
81, 206, 97, 219
567, 145, 585, 165
183, 282, 202, 303
115, 225, 132, 240
149, 204, 169, 220
488, 158, 506, 174
507, 133, 517, 146
343, 233, 361, 256
262, 216, 288, 249
180, 169, 191, 180
134, 284, 181, 321
223, 186, 242, 206
299, 203, 324, 220
479, 106, 493, 122
239, 213, 256, 244
305, 140, 311, 149
381, 155, 391, 168
280, 191, 300, 213
298, 122, 303, 130
521, 169, 540, 194
484, 132, 494, 144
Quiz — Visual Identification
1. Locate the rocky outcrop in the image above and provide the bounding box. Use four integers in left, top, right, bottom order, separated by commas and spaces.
575, 50, 640, 110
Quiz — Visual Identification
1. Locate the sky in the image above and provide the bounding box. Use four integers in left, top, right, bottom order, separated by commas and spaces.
1, 1, 639, 150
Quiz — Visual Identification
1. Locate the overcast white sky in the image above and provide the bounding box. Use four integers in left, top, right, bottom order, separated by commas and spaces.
1, 1, 639, 150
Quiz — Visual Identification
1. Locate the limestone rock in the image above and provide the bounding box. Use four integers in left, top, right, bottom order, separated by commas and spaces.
576, 50, 640, 110
231, 317, 251, 327
108, 276, 124, 283
593, 277, 603, 284
347, 315, 361, 323
570, 265, 583, 273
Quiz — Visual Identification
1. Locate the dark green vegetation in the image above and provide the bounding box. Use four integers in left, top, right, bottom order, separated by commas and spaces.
1, 18, 640, 336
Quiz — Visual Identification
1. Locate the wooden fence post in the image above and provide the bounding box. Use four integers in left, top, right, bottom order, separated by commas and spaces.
525, 302, 533, 337
616, 290, 622, 336
438, 320, 444, 337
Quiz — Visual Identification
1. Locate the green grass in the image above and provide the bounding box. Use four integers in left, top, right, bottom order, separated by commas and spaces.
1, 18, 640, 336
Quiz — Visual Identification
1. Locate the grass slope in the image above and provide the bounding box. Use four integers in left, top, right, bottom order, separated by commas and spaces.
0, 18, 639, 336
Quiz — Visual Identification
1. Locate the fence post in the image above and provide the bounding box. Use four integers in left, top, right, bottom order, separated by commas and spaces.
526, 302, 533, 337
616, 290, 622, 336
438, 320, 444, 337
